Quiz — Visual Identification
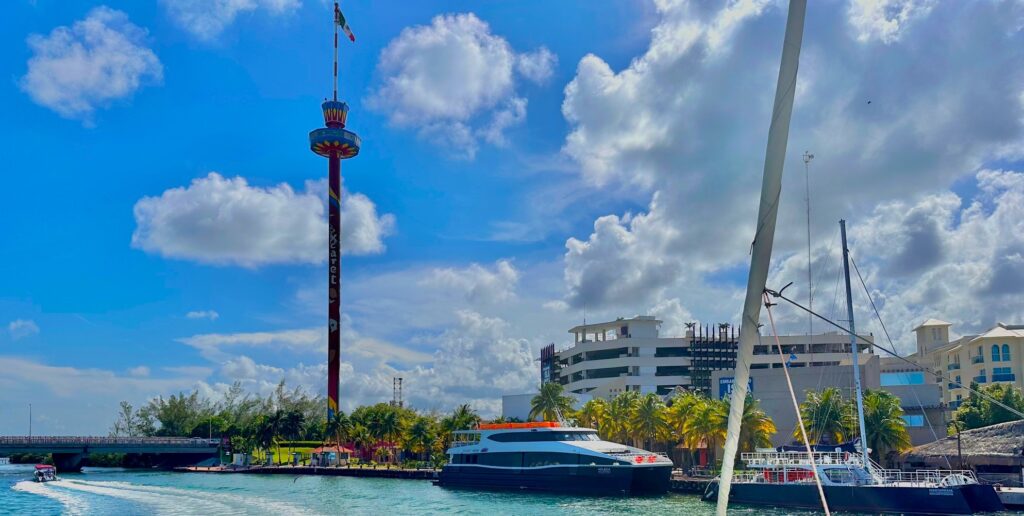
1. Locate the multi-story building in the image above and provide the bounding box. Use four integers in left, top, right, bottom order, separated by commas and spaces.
910, 319, 1024, 411
541, 315, 876, 400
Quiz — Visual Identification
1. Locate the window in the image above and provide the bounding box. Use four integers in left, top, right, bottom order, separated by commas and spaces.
824, 469, 857, 484
880, 371, 925, 386
992, 345, 1001, 362
478, 452, 523, 467
1003, 344, 1011, 362
956, 375, 961, 385
523, 452, 577, 467
901, 415, 925, 427
488, 431, 600, 443
932, 328, 940, 340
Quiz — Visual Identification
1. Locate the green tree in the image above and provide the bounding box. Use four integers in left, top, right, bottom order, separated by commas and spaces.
605, 391, 640, 444
682, 396, 727, 467
630, 393, 669, 449
577, 398, 608, 432
529, 382, 575, 422
953, 382, 1024, 430
439, 404, 480, 451
795, 387, 855, 444
406, 417, 436, 461
862, 389, 911, 465
737, 396, 776, 453
325, 411, 351, 447
110, 401, 141, 437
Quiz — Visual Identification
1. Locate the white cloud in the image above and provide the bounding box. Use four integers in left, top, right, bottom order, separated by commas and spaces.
131, 172, 395, 266
367, 13, 554, 158
516, 47, 557, 83
177, 327, 321, 361
128, 365, 150, 377
8, 319, 40, 340
554, 0, 1024, 334
185, 310, 219, 321
20, 6, 162, 123
161, 0, 300, 41
847, 0, 934, 44
420, 259, 520, 305
0, 357, 207, 435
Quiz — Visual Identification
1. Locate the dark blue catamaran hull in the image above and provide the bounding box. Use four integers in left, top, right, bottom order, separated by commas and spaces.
702, 481, 1005, 514
437, 465, 672, 495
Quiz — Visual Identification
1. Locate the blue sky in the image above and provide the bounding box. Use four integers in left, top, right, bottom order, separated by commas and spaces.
2, 0, 1023, 434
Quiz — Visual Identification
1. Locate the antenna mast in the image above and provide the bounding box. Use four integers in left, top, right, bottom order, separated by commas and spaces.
803, 151, 814, 341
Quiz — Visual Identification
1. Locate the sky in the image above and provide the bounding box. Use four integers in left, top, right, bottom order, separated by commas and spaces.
1, 0, 1023, 435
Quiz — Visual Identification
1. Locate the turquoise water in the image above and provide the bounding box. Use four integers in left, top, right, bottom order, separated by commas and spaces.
0, 464, 822, 515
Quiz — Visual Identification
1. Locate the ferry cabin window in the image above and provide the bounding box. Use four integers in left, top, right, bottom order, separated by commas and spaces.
523, 452, 577, 467
824, 468, 857, 484
901, 415, 925, 427
488, 431, 600, 442
477, 452, 523, 467
455, 454, 479, 464
880, 371, 924, 386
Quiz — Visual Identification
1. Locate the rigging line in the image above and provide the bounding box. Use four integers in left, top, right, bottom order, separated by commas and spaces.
764, 288, 1024, 420
849, 255, 951, 468
764, 292, 831, 516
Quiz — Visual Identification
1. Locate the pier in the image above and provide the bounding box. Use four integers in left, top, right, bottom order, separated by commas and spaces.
175, 464, 439, 480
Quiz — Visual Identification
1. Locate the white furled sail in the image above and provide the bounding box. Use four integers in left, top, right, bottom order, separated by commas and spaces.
716, 1, 807, 514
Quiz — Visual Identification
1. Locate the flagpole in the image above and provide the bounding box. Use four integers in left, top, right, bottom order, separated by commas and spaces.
333, 2, 339, 102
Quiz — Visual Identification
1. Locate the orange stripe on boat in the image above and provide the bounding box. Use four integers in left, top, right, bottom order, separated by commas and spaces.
478, 421, 560, 430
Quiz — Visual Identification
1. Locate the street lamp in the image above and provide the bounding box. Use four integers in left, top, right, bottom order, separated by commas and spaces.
951, 420, 963, 470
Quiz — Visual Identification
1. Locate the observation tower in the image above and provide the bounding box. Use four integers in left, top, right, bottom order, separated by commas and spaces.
309, 2, 360, 420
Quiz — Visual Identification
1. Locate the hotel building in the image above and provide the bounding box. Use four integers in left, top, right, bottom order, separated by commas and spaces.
910, 319, 1024, 411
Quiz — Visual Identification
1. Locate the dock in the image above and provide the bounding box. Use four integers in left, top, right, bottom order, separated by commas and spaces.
669, 475, 712, 495
175, 464, 439, 480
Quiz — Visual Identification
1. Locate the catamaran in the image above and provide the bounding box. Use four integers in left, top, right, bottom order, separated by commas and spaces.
705, 0, 1005, 513
436, 421, 673, 495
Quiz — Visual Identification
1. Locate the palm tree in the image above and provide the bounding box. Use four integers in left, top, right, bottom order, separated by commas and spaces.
666, 391, 704, 467
350, 423, 372, 461
737, 396, 776, 453
605, 391, 640, 444
406, 417, 435, 461
796, 387, 855, 444
325, 411, 351, 448
862, 389, 911, 465
630, 393, 670, 450
683, 397, 727, 468
378, 408, 404, 463
577, 398, 608, 433
529, 383, 575, 422
439, 404, 480, 452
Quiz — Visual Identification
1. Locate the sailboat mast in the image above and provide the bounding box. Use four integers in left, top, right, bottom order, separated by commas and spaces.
716, 1, 807, 514
840, 219, 871, 473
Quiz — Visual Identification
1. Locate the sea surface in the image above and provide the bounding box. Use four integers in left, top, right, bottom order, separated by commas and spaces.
0, 463, 970, 515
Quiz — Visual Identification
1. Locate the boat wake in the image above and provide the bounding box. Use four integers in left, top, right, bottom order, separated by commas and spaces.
83, 480, 313, 515
12, 480, 89, 515
52, 478, 236, 514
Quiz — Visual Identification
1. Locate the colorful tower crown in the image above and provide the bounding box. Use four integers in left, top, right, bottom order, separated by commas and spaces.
322, 100, 349, 128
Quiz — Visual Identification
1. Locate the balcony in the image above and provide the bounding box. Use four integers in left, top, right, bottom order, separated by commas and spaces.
992, 373, 1016, 382
948, 383, 959, 390
972, 355, 985, 364
947, 363, 960, 371
973, 375, 987, 384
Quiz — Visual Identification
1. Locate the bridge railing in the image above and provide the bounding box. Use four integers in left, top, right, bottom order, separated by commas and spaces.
0, 436, 220, 447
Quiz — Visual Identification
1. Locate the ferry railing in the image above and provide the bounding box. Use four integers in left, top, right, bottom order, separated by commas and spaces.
740, 451, 862, 467
872, 469, 978, 486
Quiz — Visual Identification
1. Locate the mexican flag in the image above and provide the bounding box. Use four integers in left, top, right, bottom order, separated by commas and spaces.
335, 4, 355, 42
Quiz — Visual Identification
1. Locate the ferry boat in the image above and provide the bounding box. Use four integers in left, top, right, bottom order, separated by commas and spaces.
33, 464, 58, 483
702, 447, 1004, 514
436, 421, 673, 495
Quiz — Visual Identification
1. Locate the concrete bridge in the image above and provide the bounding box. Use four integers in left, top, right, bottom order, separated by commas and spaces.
0, 436, 220, 471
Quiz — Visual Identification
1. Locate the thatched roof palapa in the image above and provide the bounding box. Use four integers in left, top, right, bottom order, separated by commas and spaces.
901, 420, 1024, 468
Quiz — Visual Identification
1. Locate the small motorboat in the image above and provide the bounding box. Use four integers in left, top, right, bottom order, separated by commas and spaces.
33, 464, 58, 482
